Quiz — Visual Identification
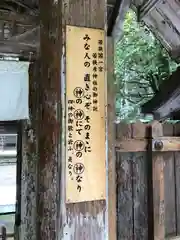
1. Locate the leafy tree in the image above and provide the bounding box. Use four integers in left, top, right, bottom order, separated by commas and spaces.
115, 10, 178, 121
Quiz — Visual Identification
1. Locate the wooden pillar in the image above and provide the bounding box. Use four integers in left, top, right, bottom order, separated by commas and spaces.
21, 61, 40, 240
151, 121, 165, 240
59, 1, 107, 239
24, 0, 107, 240
36, 1, 62, 240
107, 37, 116, 240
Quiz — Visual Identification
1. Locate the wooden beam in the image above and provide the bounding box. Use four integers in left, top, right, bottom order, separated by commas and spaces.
60, 0, 106, 239
115, 137, 180, 152
107, 37, 116, 240
9, 26, 39, 42
115, 139, 147, 152
152, 121, 165, 239
0, 27, 39, 56
0, 40, 37, 56
152, 137, 180, 152
20, 62, 40, 240
0, 9, 38, 25
0, 39, 37, 49
29, 1, 63, 239
0, 9, 39, 53
24, 0, 106, 239
1, 0, 38, 16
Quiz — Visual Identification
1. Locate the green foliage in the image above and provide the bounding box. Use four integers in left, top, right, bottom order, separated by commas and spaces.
115, 10, 178, 121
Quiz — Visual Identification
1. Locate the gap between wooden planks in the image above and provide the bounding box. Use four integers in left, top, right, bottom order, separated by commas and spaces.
115, 137, 180, 152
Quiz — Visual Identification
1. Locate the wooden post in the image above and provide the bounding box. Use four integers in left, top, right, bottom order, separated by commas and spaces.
163, 123, 176, 236
116, 121, 148, 239
116, 122, 134, 239
132, 121, 148, 239
24, 0, 106, 240
20, 61, 39, 240
60, 1, 107, 239
107, 37, 116, 240
36, 1, 62, 239
174, 123, 180, 235
151, 121, 165, 240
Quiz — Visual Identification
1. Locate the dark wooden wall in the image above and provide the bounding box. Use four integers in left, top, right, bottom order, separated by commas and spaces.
116, 121, 180, 239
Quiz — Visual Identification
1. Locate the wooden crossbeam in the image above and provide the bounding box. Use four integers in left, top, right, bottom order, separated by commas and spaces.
10, 27, 39, 42
115, 139, 147, 152
115, 137, 180, 152
0, 10, 38, 25
0, 23, 38, 56
0, 9, 38, 56
0, 39, 37, 57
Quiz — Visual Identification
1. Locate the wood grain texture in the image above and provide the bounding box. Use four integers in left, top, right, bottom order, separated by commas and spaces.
174, 123, 180, 235
115, 121, 180, 239
116, 137, 180, 152
115, 139, 147, 152
107, 37, 116, 240
116, 121, 149, 239
60, 0, 107, 239
163, 123, 176, 237
62, 0, 105, 28
37, 1, 62, 239
21, 61, 39, 240
132, 121, 148, 240
116, 123, 133, 239
151, 121, 165, 240
152, 137, 180, 152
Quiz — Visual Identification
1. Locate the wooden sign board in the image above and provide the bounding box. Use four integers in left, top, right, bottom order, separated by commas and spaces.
65, 25, 106, 203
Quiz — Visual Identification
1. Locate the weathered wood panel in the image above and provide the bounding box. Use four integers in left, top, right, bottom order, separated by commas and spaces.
115, 121, 180, 239
25, 0, 106, 239
163, 123, 176, 237
37, 1, 62, 239
174, 123, 180, 235
21, 61, 39, 240
116, 122, 134, 239
132, 121, 148, 240
152, 121, 165, 240
116, 137, 180, 152
116, 121, 149, 239
107, 37, 116, 240
60, 0, 107, 239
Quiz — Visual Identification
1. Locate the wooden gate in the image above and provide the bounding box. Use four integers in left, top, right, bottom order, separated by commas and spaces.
115, 120, 180, 240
